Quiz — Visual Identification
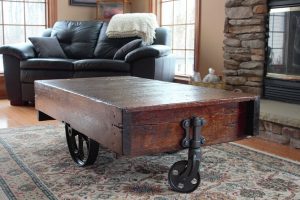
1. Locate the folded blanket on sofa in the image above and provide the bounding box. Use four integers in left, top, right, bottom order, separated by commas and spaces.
106, 13, 159, 45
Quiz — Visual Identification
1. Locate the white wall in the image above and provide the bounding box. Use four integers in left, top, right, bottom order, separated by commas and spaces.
130, 0, 150, 13
199, 0, 225, 77
56, 0, 150, 21
57, 0, 96, 21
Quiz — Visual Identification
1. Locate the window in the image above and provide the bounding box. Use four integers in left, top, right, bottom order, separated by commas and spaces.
0, 0, 48, 73
268, 11, 286, 68
267, 7, 300, 76
153, 0, 200, 76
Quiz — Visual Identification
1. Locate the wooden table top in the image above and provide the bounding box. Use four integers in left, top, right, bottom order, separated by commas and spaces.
35, 76, 257, 111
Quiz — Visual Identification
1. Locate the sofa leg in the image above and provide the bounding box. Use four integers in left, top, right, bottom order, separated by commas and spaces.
10, 100, 27, 106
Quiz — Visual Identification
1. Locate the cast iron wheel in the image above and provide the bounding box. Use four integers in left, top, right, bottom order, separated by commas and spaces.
168, 160, 201, 193
65, 124, 99, 167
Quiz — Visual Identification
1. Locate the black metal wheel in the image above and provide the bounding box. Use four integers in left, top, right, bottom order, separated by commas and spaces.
168, 160, 201, 193
65, 124, 99, 167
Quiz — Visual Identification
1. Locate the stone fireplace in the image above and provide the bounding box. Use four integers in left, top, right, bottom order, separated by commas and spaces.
224, 0, 267, 95
224, 0, 300, 102
223, 0, 300, 148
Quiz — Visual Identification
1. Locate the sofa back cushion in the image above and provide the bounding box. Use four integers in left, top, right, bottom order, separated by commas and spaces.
29, 37, 67, 58
51, 21, 103, 59
94, 22, 139, 59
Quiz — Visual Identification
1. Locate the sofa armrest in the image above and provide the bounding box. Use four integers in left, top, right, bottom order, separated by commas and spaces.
130, 54, 175, 82
125, 45, 171, 63
0, 43, 36, 60
42, 28, 52, 37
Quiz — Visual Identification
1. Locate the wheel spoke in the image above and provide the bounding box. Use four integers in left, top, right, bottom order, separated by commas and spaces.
65, 124, 99, 167
77, 135, 84, 159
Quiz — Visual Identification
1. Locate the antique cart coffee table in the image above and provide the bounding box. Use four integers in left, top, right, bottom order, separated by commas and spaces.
35, 76, 259, 193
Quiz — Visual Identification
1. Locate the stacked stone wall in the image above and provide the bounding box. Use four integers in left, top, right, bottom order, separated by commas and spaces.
224, 0, 300, 149
259, 120, 300, 149
224, 0, 268, 95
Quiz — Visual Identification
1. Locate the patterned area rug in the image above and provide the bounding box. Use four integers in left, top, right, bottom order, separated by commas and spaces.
0, 125, 300, 200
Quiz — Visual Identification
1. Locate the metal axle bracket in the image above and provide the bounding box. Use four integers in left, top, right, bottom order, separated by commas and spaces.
168, 116, 206, 193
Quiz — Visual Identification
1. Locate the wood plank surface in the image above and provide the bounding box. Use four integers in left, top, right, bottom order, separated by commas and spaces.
35, 76, 257, 112
0, 99, 58, 128
35, 76, 258, 156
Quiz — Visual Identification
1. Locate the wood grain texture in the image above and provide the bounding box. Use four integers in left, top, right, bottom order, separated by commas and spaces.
123, 101, 252, 156
0, 75, 7, 99
35, 76, 258, 156
35, 76, 256, 111
47, 0, 57, 27
1, 99, 299, 162
235, 137, 300, 162
35, 82, 123, 154
0, 99, 58, 128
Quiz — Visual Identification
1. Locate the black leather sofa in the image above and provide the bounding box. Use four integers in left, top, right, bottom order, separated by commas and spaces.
0, 21, 175, 105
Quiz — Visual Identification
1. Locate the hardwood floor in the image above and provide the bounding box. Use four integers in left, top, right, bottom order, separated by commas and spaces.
0, 99, 58, 128
236, 137, 300, 162
0, 99, 299, 162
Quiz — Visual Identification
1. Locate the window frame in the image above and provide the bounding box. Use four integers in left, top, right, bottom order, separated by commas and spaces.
48, 0, 58, 28
0, 0, 57, 74
151, 0, 201, 77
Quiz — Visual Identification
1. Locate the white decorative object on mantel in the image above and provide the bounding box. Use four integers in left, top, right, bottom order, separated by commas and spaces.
191, 71, 201, 82
203, 68, 220, 83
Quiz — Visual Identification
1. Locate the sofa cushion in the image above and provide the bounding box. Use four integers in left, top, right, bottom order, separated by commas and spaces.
113, 39, 143, 60
73, 59, 130, 72
94, 22, 139, 59
21, 70, 73, 83
21, 58, 75, 70
51, 21, 103, 59
29, 37, 67, 58
73, 72, 130, 78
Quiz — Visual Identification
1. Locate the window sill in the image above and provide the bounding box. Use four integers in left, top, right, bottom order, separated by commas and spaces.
174, 75, 191, 84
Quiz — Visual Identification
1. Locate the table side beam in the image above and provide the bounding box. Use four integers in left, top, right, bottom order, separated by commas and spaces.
122, 100, 256, 156
35, 82, 123, 154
